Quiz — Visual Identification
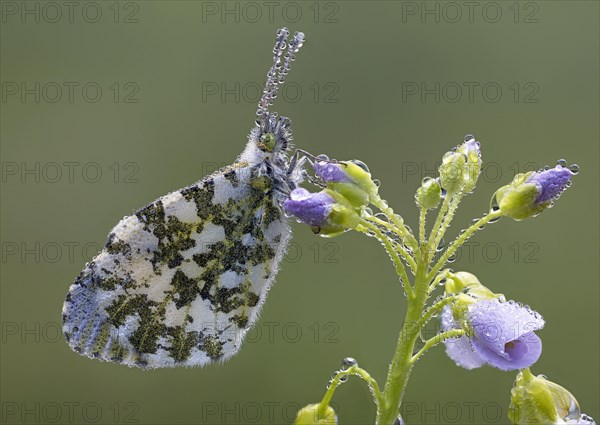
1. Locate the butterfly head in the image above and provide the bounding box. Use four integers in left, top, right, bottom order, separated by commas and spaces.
241, 28, 304, 175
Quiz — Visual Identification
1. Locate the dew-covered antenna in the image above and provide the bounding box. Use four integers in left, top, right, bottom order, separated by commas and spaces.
256, 28, 305, 120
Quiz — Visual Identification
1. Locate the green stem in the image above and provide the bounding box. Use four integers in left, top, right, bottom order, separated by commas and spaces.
428, 269, 452, 293
318, 365, 384, 416
427, 210, 502, 281
372, 197, 419, 252
431, 194, 463, 259
360, 221, 414, 298
411, 329, 465, 363
377, 255, 429, 425
416, 294, 457, 330
419, 207, 427, 247
427, 196, 450, 256
364, 215, 417, 272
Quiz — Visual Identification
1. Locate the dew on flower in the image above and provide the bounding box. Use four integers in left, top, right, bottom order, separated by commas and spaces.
570, 163, 580, 174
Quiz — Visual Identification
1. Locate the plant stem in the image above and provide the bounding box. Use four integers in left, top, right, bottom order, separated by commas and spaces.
364, 215, 417, 272
360, 221, 414, 298
377, 254, 429, 424
427, 196, 450, 253
411, 329, 465, 363
431, 194, 463, 258
416, 294, 457, 329
318, 365, 384, 416
372, 197, 419, 252
427, 210, 502, 281
419, 207, 427, 247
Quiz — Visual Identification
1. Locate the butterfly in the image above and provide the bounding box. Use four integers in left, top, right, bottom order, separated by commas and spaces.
62, 28, 307, 368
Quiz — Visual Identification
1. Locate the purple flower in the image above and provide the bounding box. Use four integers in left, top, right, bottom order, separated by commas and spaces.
443, 299, 545, 371
283, 188, 335, 227
313, 161, 353, 183
442, 307, 487, 370
526, 165, 573, 204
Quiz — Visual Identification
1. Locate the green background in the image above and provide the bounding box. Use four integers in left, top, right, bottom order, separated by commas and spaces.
1, 1, 598, 424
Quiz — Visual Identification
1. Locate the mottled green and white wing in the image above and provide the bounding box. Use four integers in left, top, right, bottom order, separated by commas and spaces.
62, 164, 290, 368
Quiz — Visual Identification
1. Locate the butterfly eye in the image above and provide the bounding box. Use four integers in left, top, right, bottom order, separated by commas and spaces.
348, 159, 370, 173
258, 133, 276, 152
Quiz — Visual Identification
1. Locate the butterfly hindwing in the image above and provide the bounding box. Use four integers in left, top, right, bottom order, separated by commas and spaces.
62, 163, 291, 368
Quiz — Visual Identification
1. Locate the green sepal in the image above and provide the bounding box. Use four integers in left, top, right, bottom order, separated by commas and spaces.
415, 178, 442, 210
311, 189, 361, 237
327, 161, 379, 208
439, 152, 467, 194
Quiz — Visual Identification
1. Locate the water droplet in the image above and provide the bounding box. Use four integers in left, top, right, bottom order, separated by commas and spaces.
340, 357, 357, 370
438, 278, 447, 286
350, 159, 370, 173
393, 415, 405, 425
422, 176, 433, 184
557, 159, 567, 168
489, 215, 501, 223
372, 179, 381, 187
436, 237, 446, 252
464, 134, 475, 142
490, 193, 500, 212
364, 207, 374, 216
447, 254, 456, 263
569, 164, 580, 174
316, 154, 329, 162
339, 375, 348, 383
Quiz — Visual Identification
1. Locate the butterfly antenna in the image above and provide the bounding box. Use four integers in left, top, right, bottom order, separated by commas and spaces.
257, 28, 305, 120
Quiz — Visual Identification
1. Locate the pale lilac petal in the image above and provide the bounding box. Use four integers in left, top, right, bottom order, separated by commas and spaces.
441, 306, 486, 369
472, 332, 542, 371
314, 161, 352, 183
526, 165, 573, 204
468, 299, 544, 356
283, 188, 334, 227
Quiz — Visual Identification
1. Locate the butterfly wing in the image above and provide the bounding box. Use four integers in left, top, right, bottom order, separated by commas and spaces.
62, 163, 291, 368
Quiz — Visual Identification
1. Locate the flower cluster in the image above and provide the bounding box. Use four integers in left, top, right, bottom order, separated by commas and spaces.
286, 136, 590, 425
283, 159, 378, 236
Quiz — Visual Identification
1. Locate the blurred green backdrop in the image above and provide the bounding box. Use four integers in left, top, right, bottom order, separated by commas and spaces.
1, 1, 598, 424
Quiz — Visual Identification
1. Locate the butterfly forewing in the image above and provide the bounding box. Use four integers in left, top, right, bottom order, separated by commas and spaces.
62, 163, 291, 368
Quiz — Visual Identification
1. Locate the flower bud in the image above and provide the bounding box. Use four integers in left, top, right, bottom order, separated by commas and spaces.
493, 164, 574, 220
456, 135, 482, 193
314, 160, 378, 208
439, 151, 466, 194
439, 135, 482, 195
283, 188, 360, 237
295, 404, 338, 425
509, 369, 596, 424
445, 271, 497, 301
415, 177, 442, 210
